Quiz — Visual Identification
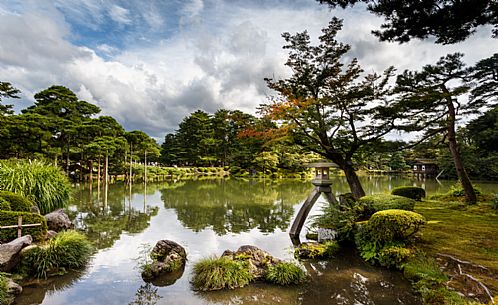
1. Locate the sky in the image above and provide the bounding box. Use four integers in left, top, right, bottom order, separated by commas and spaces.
0, 0, 497, 141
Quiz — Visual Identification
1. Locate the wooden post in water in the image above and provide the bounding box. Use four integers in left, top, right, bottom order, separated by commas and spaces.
289, 162, 338, 241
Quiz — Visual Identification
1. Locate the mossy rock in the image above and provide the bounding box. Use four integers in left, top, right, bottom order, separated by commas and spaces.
0, 191, 34, 212
358, 194, 416, 218
391, 186, 426, 201
294, 241, 340, 259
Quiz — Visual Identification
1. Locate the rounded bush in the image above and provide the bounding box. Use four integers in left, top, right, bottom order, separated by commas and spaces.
265, 262, 306, 285
358, 194, 416, 218
0, 197, 10, 211
192, 257, 253, 291
368, 210, 426, 243
391, 186, 426, 201
377, 246, 413, 268
0, 191, 34, 212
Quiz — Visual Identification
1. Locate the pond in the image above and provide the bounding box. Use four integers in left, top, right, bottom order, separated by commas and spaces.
14, 176, 497, 305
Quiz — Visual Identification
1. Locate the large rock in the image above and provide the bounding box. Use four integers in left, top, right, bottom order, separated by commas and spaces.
0, 235, 32, 272
6, 278, 22, 295
222, 245, 280, 279
142, 240, 187, 280
44, 209, 73, 231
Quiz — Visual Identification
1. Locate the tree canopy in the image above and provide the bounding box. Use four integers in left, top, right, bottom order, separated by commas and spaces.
317, 0, 498, 44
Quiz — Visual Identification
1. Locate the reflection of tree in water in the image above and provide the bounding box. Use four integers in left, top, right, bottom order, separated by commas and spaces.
128, 283, 162, 305
70, 183, 159, 249
160, 179, 311, 235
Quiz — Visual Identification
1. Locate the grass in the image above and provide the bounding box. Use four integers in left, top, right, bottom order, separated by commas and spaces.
265, 262, 306, 285
191, 257, 254, 291
18, 230, 93, 279
0, 159, 72, 214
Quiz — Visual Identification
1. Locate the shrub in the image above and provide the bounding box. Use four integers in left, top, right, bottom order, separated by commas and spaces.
18, 230, 92, 279
391, 186, 426, 201
192, 257, 253, 291
0, 160, 72, 214
377, 246, 413, 268
0, 210, 47, 242
448, 182, 481, 197
0, 197, 10, 211
0, 191, 34, 212
0, 273, 12, 305
491, 194, 498, 210
368, 210, 426, 243
294, 241, 340, 259
358, 194, 415, 218
403, 253, 447, 288
265, 262, 306, 285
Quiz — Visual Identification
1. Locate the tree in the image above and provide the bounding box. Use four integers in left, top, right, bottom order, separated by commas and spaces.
0, 81, 20, 115
261, 19, 396, 199
394, 53, 482, 203
317, 0, 498, 44
470, 53, 498, 107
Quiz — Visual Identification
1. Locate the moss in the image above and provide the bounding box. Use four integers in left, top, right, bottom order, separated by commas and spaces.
0, 191, 34, 212
0, 210, 47, 242
0, 273, 12, 305
265, 262, 306, 285
358, 194, 415, 217
192, 257, 253, 291
294, 241, 340, 259
18, 230, 92, 279
368, 210, 426, 243
391, 186, 426, 201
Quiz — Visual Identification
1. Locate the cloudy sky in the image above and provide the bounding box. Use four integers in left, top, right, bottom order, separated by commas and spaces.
1, 0, 497, 141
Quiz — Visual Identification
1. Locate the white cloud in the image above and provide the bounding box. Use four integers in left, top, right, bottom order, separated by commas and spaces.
108, 5, 132, 25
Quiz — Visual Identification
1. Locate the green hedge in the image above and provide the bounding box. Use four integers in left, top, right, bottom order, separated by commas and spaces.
0, 191, 34, 212
0, 210, 47, 242
358, 194, 415, 218
368, 210, 426, 243
391, 186, 426, 201
0, 197, 10, 211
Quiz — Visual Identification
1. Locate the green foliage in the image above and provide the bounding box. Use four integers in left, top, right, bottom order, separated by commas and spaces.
448, 182, 481, 197
0, 197, 10, 211
19, 230, 92, 279
377, 246, 413, 268
0, 159, 72, 214
0, 273, 12, 305
403, 253, 447, 288
391, 186, 426, 201
0, 190, 34, 212
358, 194, 416, 218
368, 210, 426, 243
0, 210, 47, 242
294, 241, 340, 259
265, 262, 306, 285
492, 194, 498, 210
192, 257, 253, 291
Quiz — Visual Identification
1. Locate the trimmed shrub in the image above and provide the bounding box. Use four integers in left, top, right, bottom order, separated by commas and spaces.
377, 246, 413, 268
358, 194, 415, 218
368, 210, 426, 243
0, 197, 10, 211
0, 160, 72, 214
265, 262, 306, 285
391, 186, 426, 201
192, 257, 253, 291
0, 191, 34, 212
18, 230, 92, 279
0, 210, 47, 242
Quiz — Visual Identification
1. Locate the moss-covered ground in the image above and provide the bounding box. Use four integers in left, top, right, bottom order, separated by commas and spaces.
414, 198, 498, 294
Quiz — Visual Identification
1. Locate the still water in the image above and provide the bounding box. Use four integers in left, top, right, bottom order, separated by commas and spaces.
14, 176, 497, 305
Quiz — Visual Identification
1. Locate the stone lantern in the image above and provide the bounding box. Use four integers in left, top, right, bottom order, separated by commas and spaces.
289, 161, 338, 239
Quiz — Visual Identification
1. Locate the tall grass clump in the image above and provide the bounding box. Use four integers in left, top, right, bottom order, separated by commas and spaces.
19, 230, 92, 278
192, 257, 253, 291
0, 160, 72, 214
265, 262, 306, 285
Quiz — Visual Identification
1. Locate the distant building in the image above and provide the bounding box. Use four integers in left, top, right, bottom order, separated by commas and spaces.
412, 159, 439, 177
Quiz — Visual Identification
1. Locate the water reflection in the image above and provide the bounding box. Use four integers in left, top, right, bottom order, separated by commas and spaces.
128, 283, 162, 305
160, 179, 311, 234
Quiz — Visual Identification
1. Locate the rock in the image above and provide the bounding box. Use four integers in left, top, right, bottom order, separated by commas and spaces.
142, 240, 187, 280
222, 245, 280, 279
0, 235, 32, 272
317, 228, 337, 242
6, 278, 22, 295
46, 230, 58, 239
44, 209, 73, 231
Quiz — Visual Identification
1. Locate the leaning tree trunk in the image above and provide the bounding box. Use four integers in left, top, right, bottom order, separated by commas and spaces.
343, 162, 366, 199
447, 100, 477, 204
